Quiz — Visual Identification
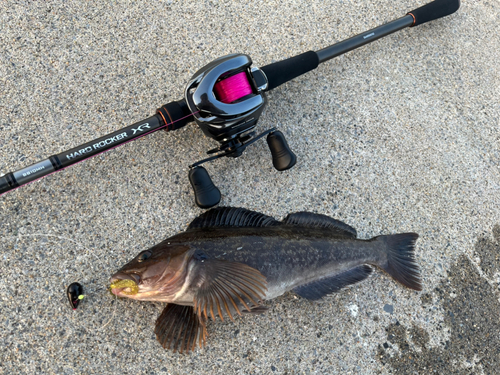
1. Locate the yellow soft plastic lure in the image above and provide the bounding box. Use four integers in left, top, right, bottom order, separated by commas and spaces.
110, 279, 139, 295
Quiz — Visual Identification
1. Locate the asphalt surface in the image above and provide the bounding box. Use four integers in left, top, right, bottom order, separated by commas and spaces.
1, 1, 499, 374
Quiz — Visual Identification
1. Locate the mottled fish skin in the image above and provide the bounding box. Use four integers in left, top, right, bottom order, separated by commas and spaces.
110, 207, 421, 353
166, 226, 386, 300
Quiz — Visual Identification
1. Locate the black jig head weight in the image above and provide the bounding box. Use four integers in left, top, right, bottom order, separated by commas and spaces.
67, 282, 85, 310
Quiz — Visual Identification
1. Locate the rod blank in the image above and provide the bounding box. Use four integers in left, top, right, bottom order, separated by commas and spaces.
316, 15, 414, 64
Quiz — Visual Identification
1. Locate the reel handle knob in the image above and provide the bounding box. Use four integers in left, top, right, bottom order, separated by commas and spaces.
188, 166, 221, 209
267, 130, 297, 171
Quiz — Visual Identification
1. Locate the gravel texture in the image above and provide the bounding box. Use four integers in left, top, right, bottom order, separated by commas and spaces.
1, 1, 499, 374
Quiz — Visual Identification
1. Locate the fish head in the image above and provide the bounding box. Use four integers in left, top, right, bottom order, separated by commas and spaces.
110, 243, 192, 302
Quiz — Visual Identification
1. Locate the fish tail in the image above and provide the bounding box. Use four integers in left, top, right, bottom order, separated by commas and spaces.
376, 233, 422, 291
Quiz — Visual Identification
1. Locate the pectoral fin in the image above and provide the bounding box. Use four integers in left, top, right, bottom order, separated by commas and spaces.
154, 304, 207, 353
192, 259, 267, 322
293, 265, 373, 300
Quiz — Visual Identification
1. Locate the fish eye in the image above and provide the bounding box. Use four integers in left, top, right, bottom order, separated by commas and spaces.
137, 250, 152, 263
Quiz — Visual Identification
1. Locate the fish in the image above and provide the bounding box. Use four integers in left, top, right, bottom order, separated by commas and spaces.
110, 207, 421, 353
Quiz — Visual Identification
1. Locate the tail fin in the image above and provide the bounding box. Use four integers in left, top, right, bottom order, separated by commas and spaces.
377, 233, 422, 291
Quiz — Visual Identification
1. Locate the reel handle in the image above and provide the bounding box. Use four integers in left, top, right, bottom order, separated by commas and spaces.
267, 131, 296, 171
188, 166, 221, 209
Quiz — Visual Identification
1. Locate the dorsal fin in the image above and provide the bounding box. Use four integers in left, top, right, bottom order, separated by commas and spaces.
281, 212, 357, 238
188, 207, 279, 229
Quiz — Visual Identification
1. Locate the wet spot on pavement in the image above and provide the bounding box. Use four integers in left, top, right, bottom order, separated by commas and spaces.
378, 226, 500, 374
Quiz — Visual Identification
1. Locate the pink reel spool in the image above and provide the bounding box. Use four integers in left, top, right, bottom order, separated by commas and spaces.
214, 71, 253, 104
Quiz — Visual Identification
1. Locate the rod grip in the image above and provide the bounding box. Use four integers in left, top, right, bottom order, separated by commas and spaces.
260, 51, 319, 91
408, 0, 460, 27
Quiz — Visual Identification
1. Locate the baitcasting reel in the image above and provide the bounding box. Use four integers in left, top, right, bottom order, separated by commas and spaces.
184, 54, 296, 208
1, 0, 460, 209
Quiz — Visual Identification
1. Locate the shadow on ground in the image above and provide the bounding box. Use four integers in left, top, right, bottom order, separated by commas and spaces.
378, 225, 500, 374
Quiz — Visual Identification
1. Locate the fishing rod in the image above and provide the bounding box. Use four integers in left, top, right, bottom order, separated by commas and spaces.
0, 0, 460, 208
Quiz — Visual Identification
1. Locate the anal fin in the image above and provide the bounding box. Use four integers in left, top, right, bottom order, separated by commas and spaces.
293, 265, 373, 300
154, 304, 207, 353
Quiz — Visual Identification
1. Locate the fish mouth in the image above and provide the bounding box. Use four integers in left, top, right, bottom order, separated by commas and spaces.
110, 272, 141, 284
110, 273, 141, 296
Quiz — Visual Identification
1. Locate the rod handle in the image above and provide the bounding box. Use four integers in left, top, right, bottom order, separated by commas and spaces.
408, 0, 460, 27
260, 51, 319, 91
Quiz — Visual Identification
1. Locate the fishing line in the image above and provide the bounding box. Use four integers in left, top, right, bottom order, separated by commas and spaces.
3, 233, 118, 332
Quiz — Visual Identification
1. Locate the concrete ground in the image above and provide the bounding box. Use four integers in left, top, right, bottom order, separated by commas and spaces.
1, 1, 499, 374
